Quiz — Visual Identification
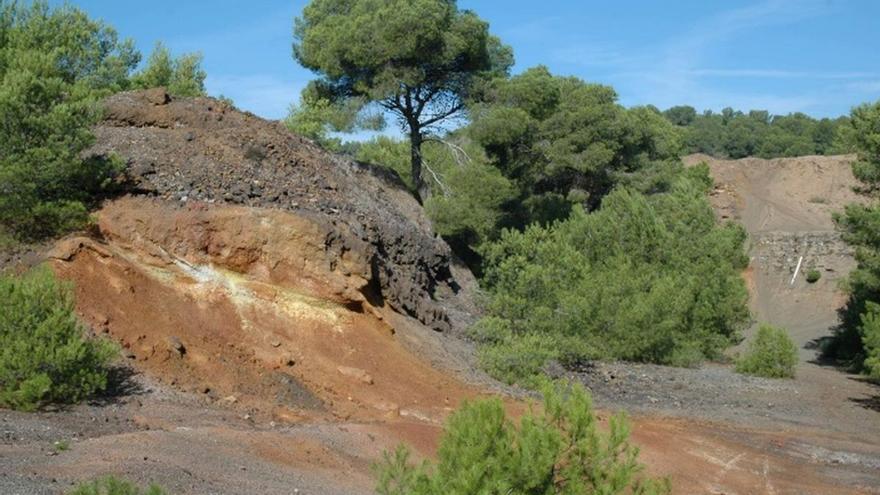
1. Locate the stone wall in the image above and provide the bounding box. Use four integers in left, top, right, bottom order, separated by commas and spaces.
750, 231, 853, 278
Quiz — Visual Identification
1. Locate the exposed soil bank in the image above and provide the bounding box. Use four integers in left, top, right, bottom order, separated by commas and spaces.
2, 97, 877, 494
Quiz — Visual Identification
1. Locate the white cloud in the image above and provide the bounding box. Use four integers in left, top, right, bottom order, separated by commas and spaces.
687, 69, 875, 80
845, 80, 880, 93
535, 0, 844, 115
595, 0, 849, 114
651, 0, 826, 103
551, 44, 637, 68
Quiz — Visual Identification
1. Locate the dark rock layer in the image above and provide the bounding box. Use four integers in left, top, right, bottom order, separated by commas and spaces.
88, 89, 477, 332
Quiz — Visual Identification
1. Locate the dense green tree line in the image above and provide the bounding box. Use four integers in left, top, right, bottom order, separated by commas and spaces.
290, 0, 751, 383
662, 105, 852, 159
472, 166, 750, 384
0, 0, 206, 242
827, 101, 880, 378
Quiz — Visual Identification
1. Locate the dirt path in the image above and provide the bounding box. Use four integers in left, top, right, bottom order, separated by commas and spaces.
4, 365, 878, 495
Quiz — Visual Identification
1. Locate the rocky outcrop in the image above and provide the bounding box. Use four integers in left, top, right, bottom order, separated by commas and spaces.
48, 197, 482, 420
87, 89, 476, 332
751, 231, 855, 278
41, 88, 494, 421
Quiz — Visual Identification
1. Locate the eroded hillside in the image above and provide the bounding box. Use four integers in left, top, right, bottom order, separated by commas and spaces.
3, 93, 878, 495
685, 153, 866, 352
90, 88, 477, 334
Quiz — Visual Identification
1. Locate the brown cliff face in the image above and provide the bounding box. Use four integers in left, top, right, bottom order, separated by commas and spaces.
50, 196, 485, 422
686, 153, 865, 352
46, 89, 486, 421
87, 89, 477, 333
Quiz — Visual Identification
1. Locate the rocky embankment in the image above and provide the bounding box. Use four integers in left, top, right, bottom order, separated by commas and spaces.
3, 96, 879, 495
88, 88, 476, 333
40, 89, 493, 423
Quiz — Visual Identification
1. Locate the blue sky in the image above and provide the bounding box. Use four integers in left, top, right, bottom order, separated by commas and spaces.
55, 0, 880, 120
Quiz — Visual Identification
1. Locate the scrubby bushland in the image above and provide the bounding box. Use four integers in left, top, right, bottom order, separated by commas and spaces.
827, 100, 880, 378
375, 380, 670, 495
662, 105, 852, 159
471, 165, 750, 385
289, 2, 748, 375
0, 1, 134, 241
348, 67, 685, 271
354, 136, 515, 268
469, 66, 684, 227
0, 1, 207, 243
806, 269, 822, 284
69, 476, 166, 495
735, 324, 798, 379
0, 267, 116, 411
130, 42, 206, 97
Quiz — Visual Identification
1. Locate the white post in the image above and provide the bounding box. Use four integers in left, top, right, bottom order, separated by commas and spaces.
790, 256, 803, 286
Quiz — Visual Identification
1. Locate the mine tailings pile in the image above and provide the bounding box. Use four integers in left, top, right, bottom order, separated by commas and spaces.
686, 153, 865, 356
51, 88, 487, 423
30, 91, 877, 495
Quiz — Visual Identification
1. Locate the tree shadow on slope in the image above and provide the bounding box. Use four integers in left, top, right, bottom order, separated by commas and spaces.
805, 335, 839, 367
848, 377, 880, 413
88, 364, 147, 407
806, 334, 880, 413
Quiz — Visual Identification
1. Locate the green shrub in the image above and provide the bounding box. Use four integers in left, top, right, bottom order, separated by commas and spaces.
858, 303, 880, 379
825, 100, 880, 376
472, 167, 750, 385
130, 42, 206, 97
476, 333, 560, 387
0, 267, 116, 411
374, 380, 670, 495
68, 476, 166, 495
805, 269, 821, 283
735, 325, 798, 379
0, 1, 136, 241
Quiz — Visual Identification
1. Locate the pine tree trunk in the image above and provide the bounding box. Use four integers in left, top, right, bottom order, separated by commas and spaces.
410, 129, 429, 203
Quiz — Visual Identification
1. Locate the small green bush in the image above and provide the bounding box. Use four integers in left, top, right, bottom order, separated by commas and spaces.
0, 267, 116, 411
476, 332, 559, 387
374, 380, 670, 495
735, 325, 798, 379
805, 269, 821, 283
68, 476, 166, 495
858, 303, 880, 379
